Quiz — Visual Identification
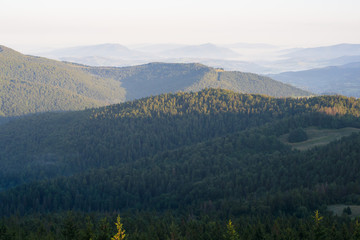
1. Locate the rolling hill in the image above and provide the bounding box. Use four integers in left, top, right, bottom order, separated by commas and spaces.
0, 45, 311, 116
87, 62, 311, 100
0, 45, 125, 116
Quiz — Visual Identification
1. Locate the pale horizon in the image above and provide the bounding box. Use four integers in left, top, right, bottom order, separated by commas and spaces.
1, 0, 360, 53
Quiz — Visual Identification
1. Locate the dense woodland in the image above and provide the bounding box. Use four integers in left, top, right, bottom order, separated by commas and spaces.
1, 89, 360, 239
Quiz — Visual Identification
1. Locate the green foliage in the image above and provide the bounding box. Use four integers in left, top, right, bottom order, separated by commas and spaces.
352, 220, 360, 240
111, 215, 126, 240
313, 211, 326, 240
288, 127, 308, 143
1, 212, 360, 240
1, 89, 360, 215
1, 89, 360, 239
62, 212, 79, 240
79, 216, 95, 240
97, 217, 111, 240
224, 220, 240, 240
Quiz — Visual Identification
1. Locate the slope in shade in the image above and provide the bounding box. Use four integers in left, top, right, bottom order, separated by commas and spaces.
0, 89, 358, 191
1, 101, 360, 215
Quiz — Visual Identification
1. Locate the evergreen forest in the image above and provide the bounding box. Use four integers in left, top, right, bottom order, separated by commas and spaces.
1, 88, 360, 239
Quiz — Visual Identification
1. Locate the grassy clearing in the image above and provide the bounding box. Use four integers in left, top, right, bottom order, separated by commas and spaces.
327, 204, 360, 218
279, 127, 360, 151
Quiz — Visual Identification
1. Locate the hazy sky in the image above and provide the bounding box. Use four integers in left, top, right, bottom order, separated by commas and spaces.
1, 0, 360, 52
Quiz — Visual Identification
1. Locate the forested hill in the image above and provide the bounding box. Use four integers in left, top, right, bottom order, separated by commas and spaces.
0, 45, 311, 116
0, 89, 359, 191
0, 89, 360, 217
86, 62, 312, 100
2, 89, 360, 239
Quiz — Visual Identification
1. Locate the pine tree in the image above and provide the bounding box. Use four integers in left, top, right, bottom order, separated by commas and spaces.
62, 212, 78, 240
111, 215, 126, 240
351, 220, 360, 240
313, 210, 326, 240
224, 220, 240, 240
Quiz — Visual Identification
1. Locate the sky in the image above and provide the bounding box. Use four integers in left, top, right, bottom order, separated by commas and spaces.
1, 0, 360, 52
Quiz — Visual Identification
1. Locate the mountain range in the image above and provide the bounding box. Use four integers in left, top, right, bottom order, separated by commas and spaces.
33, 43, 360, 98
0, 45, 310, 117
36, 43, 360, 72
281, 43, 360, 61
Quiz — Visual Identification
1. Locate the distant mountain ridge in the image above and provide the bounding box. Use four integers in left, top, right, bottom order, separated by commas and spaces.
158, 43, 240, 59
34, 43, 360, 76
0, 45, 311, 116
37, 43, 244, 67
40, 43, 151, 60
282, 44, 360, 60
269, 62, 360, 97
87, 62, 311, 101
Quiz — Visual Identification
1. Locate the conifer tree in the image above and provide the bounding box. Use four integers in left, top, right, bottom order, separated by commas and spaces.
62, 212, 78, 240
224, 220, 240, 240
313, 210, 326, 240
351, 220, 360, 240
111, 215, 126, 240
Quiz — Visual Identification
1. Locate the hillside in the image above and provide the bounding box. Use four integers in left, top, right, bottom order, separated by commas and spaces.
87, 63, 312, 100
2, 124, 360, 216
0, 89, 358, 191
0, 46, 311, 116
269, 62, 360, 97
1, 89, 360, 239
0, 45, 125, 116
